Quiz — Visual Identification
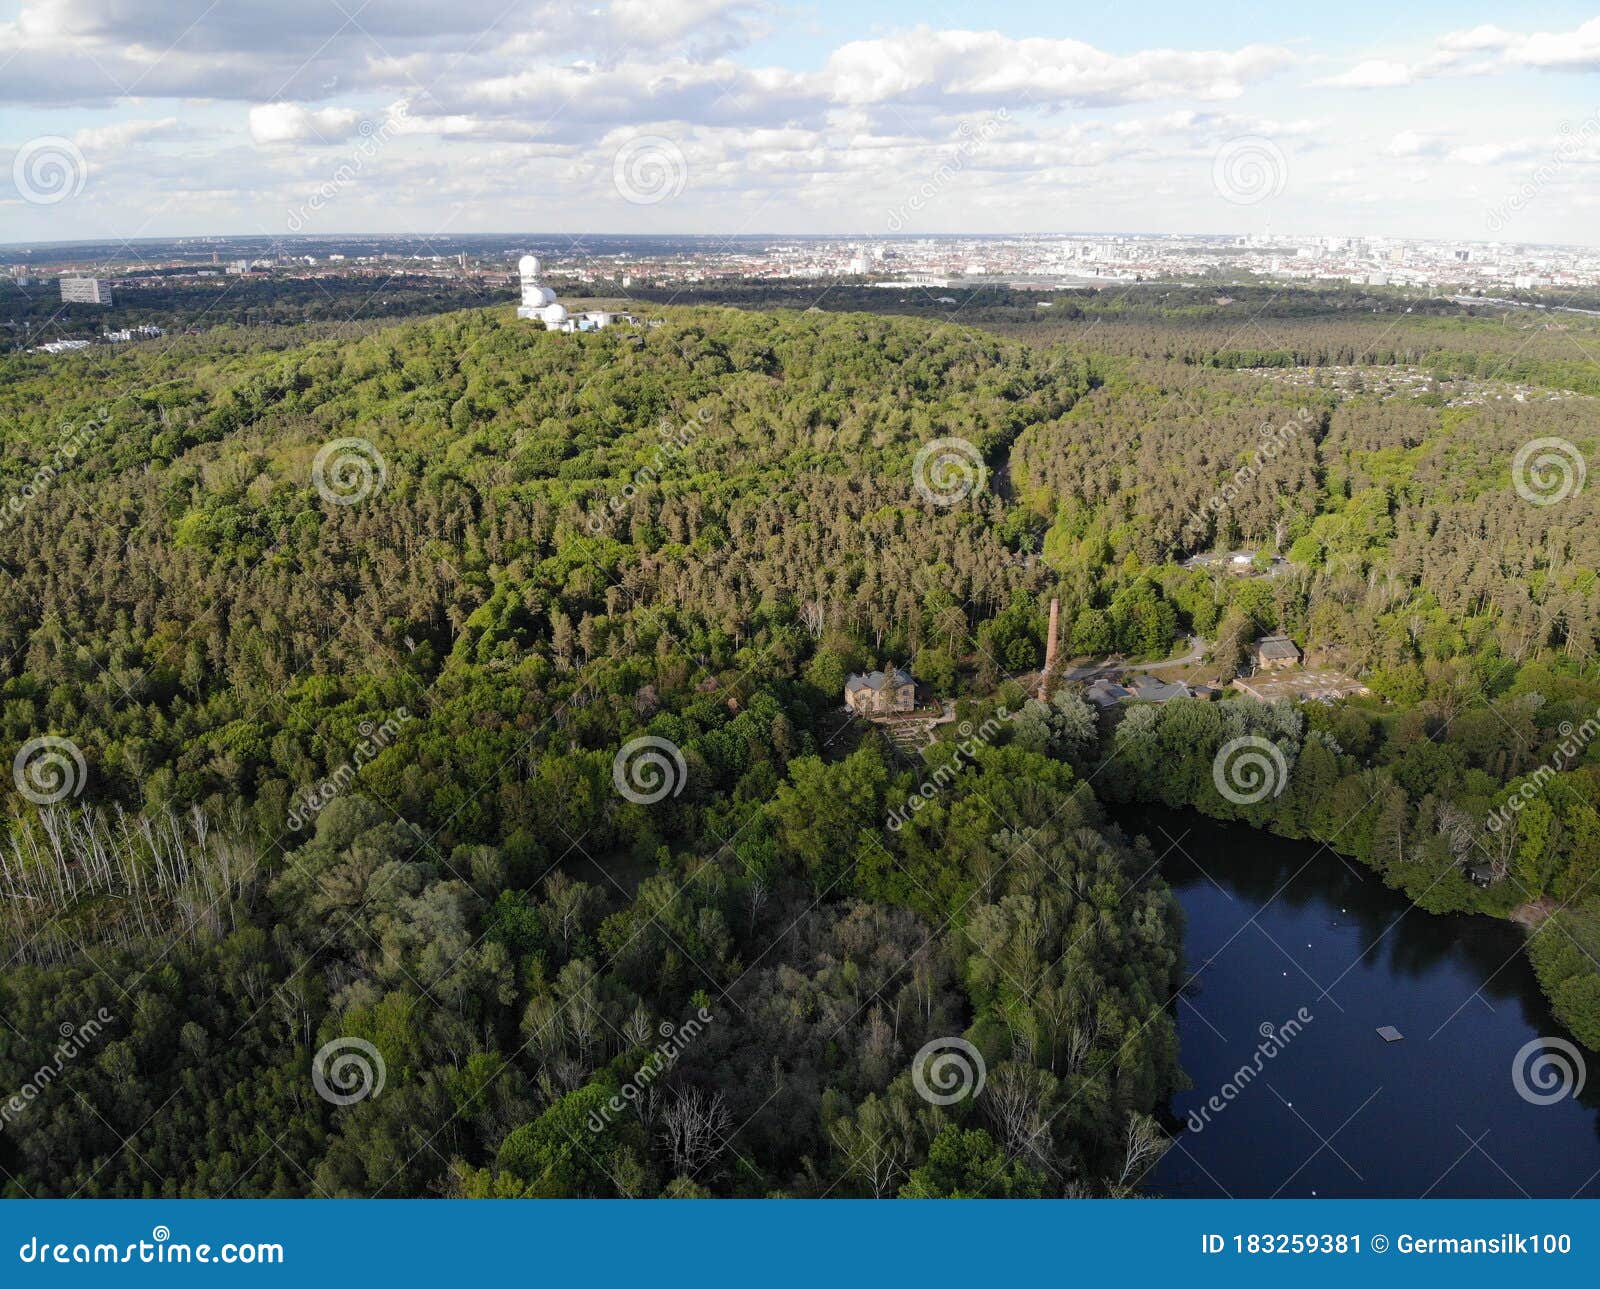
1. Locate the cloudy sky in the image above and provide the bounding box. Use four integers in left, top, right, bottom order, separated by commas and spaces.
3, 0, 1600, 245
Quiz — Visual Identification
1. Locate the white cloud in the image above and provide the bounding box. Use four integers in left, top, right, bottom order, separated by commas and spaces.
1384, 130, 1445, 157
1316, 59, 1414, 89
1449, 140, 1540, 166
821, 29, 1292, 107
248, 103, 366, 145
74, 116, 181, 150
1503, 17, 1600, 70
1322, 17, 1600, 90
1438, 25, 1518, 53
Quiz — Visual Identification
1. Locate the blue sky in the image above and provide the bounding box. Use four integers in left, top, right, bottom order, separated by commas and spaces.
3, 0, 1599, 244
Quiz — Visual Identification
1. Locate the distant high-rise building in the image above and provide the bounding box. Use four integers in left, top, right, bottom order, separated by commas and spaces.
60, 276, 114, 305
10, 265, 33, 287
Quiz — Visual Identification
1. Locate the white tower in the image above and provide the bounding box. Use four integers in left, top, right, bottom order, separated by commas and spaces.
516, 255, 553, 320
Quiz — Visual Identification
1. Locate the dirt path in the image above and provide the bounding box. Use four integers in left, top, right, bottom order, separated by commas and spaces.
1510, 896, 1557, 929
1061, 636, 1207, 683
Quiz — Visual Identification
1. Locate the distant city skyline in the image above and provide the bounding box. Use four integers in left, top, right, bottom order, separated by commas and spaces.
4, 1, 1600, 245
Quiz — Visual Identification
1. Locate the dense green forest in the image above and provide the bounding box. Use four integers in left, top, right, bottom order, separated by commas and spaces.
0, 276, 497, 352
0, 293, 1596, 1196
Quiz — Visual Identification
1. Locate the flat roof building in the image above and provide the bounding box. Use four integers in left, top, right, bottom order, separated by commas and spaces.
60, 276, 113, 305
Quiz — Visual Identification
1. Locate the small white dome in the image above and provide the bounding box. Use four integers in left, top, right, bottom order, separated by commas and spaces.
518, 254, 540, 277
541, 303, 568, 324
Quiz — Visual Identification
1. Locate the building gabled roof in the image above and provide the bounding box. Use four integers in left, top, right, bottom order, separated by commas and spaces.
845, 667, 914, 693
1254, 634, 1301, 660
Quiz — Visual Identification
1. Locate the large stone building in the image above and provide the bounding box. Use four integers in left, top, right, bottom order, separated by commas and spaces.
844, 666, 916, 716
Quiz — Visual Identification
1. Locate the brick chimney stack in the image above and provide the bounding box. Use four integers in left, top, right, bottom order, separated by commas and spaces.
1038, 597, 1061, 702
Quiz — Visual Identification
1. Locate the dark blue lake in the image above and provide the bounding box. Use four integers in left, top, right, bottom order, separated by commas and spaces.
1126, 807, 1600, 1198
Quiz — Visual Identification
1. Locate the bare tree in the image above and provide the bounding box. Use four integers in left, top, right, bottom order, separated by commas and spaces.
982, 1062, 1056, 1167
660, 1087, 733, 1179
1113, 1112, 1170, 1192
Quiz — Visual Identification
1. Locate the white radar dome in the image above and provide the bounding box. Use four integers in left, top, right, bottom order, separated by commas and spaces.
541, 303, 569, 324
518, 254, 541, 277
